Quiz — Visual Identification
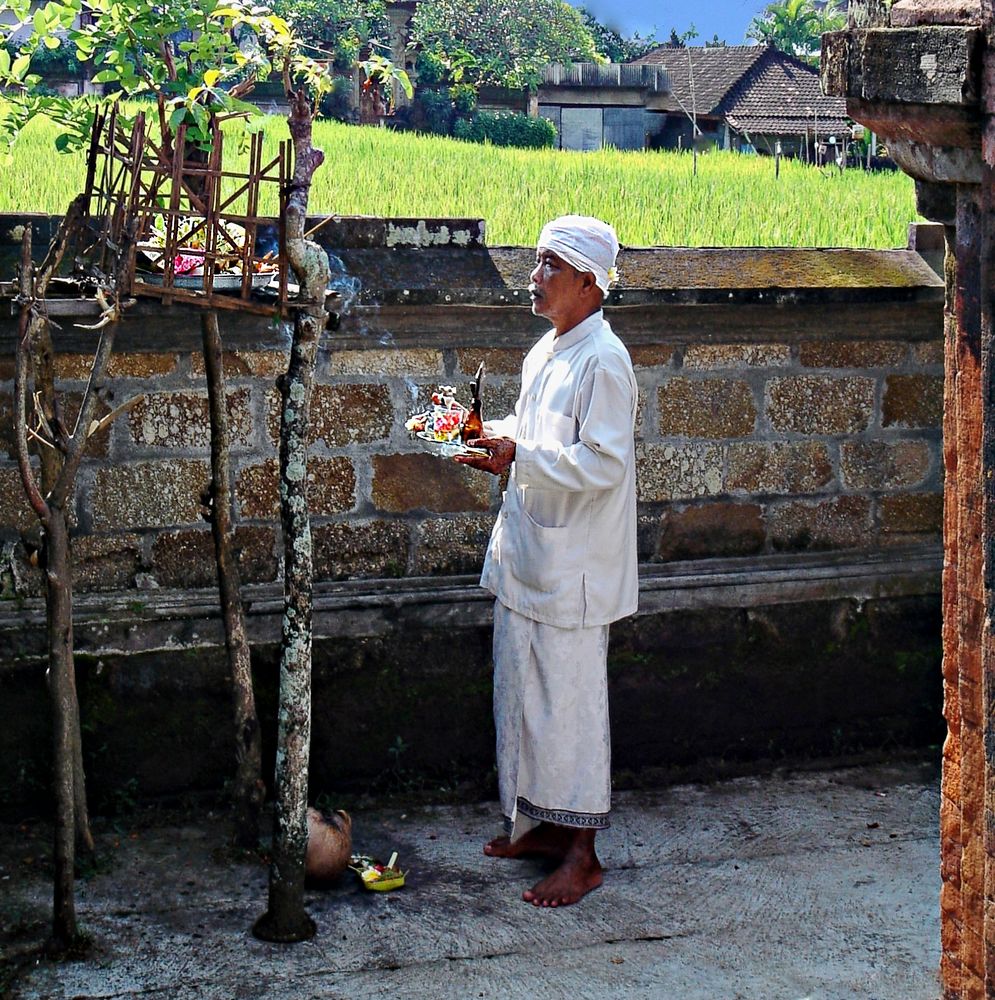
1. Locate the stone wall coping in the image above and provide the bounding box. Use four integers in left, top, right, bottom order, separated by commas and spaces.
0, 214, 945, 352
0, 545, 941, 665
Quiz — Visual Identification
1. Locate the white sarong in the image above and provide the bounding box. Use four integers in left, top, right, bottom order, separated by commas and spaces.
493, 600, 611, 841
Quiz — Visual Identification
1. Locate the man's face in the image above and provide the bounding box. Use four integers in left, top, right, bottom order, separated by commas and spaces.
529, 248, 585, 324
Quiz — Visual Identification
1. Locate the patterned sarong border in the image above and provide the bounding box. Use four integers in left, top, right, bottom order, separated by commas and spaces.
517, 796, 610, 830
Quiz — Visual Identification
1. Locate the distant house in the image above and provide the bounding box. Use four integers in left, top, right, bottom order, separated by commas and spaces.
630, 44, 850, 157
531, 63, 671, 151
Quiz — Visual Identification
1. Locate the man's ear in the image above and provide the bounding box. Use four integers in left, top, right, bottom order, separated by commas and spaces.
579, 270, 599, 298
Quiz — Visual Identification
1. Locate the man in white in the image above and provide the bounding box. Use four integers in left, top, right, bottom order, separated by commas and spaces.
455, 215, 638, 907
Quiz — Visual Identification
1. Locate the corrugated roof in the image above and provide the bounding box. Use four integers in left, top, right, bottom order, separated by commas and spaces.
630, 45, 768, 114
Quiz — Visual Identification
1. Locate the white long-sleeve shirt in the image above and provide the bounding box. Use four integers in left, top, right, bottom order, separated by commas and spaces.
480, 310, 638, 628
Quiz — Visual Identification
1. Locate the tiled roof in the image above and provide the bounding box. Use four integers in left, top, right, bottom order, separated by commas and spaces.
722, 50, 849, 137
630, 45, 768, 114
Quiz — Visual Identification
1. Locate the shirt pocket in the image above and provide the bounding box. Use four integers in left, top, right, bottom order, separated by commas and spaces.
507, 490, 578, 595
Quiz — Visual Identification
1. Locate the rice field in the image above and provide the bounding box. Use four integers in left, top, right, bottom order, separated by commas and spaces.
0, 112, 918, 248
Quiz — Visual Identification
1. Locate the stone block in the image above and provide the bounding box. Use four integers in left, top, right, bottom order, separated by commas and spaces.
654, 502, 765, 561
480, 380, 521, 427
841, 440, 932, 490
371, 453, 491, 512
0, 391, 111, 460
879, 493, 943, 534
658, 377, 756, 438
627, 344, 678, 369
798, 340, 908, 368
328, 348, 443, 377
767, 376, 875, 434
312, 519, 411, 580
683, 343, 792, 369
91, 459, 209, 530
636, 443, 723, 502
150, 526, 277, 588
266, 383, 391, 448
129, 389, 253, 450
108, 354, 180, 379
767, 496, 874, 551
890, 1, 982, 30
726, 442, 833, 495
0, 466, 42, 532
413, 514, 497, 575
53, 353, 178, 381
236, 457, 356, 519
882, 374, 943, 428
3, 540, 43, 597
455, 348, 527, 377
911, 340, 944, 365
188, 350, 288, 379
72, 534, 142, 592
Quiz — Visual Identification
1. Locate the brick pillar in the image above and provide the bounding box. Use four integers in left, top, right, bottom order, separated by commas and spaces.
952, 187, 987, 999
980, 28, 995, 995
822, 11, 995, 995
942, 223, 965, 998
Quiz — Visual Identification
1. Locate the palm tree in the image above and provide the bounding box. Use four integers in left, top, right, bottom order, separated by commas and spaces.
748, 0, 845, 65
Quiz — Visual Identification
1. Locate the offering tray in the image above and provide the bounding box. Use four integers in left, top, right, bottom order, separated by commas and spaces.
414, 432, 487, 457
136, 269, 275, 292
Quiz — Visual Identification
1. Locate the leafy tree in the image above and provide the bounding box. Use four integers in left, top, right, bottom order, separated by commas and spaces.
409, 0, 599, 90
0, 0, 333, 156
578, 8, 658, 62
269, 0, 389, 70
748, 0, 844, 64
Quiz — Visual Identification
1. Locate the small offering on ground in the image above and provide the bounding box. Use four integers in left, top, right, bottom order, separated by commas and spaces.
350, 851, 406, 891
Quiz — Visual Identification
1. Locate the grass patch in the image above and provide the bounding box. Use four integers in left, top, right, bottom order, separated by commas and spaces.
1, 112, 918, 248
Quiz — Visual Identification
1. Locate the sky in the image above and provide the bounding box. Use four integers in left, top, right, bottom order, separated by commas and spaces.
573, 0, 767, 47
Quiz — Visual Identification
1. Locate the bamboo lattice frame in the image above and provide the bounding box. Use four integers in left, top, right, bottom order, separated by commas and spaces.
82, 105, 290, 317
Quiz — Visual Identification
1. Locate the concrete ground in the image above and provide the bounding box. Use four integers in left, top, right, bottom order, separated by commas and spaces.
1, 760, 940, 1000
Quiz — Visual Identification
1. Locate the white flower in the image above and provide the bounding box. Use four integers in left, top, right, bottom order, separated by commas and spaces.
607, 266, 619, 286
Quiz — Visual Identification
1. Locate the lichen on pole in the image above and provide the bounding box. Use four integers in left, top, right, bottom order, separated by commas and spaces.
252, 86, 330, 944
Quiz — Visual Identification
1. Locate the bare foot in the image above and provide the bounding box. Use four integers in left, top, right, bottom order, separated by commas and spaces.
483, 822, 571, 860
522, 830, 603, 907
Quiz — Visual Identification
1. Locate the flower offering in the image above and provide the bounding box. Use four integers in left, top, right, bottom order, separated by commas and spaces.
349, 852, 406, 891
405, 385, 469, 443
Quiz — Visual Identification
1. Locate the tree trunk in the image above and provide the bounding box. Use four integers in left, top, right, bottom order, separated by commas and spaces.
22, 204, 94, 856
46, 507, 80, 950
201, 311, 264, 849
15, 217, 134, 953
253, 87, 329, 944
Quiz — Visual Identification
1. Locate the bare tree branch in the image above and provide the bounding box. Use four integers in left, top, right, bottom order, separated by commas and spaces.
14, 228, 49, 523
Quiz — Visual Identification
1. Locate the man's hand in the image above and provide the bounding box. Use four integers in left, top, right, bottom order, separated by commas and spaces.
453, 436, 516, 476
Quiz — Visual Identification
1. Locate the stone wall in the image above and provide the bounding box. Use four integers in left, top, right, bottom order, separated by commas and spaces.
0, 218, 945, 596
0, 215, 947, 813
0, 332, 945, 593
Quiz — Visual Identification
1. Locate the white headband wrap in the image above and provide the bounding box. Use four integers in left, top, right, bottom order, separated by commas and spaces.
538, 215, 620, 293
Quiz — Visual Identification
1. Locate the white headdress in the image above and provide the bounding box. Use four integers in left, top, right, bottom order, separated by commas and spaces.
537, 215, 620, 293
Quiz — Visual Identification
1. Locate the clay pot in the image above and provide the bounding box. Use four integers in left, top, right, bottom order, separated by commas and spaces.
305, 807, 353, 883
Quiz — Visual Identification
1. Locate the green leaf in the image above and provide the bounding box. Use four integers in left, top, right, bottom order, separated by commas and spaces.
0, 49, 10, 77
11, 54, 30, 80
54, 132, 71, 152
43, 34, 62, 50
168, 105, 187, 130
92, 68, 119, 83
203, 68, 220, 87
